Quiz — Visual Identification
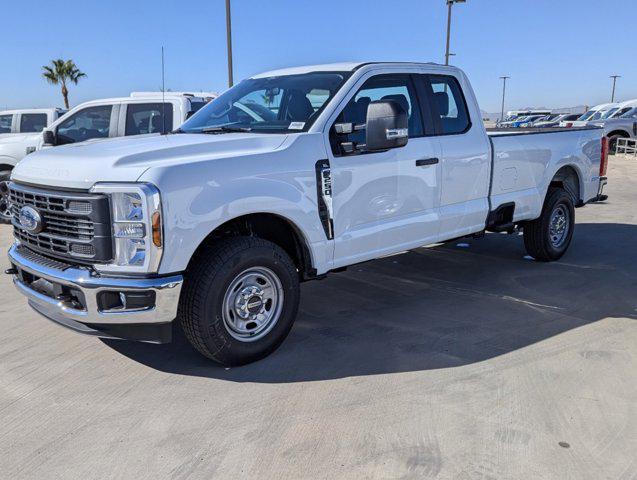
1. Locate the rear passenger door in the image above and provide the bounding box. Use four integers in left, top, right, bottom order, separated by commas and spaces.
18, 113, 48, 133
416, 74, 491, 238
121, 102, 174, 136
327, 72, 442, 267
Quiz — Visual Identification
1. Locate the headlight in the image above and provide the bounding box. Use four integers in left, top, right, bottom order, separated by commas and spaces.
90, 183, 163, 274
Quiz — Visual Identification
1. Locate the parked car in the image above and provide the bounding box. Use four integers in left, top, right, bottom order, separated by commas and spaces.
589, 106, 637, 151
602, 99, 637, 120
533, 113, 581, 128
0, 108, 66, 137
0, 92, 216, 222
562, 103, 617, 127
510, 114, 546, 127
7, 62, 607, 366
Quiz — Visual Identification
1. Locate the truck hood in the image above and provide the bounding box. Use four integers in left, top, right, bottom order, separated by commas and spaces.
11, 132, 289, 189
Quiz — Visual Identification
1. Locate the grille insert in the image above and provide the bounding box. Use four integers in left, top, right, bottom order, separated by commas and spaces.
10, 183, 113, 264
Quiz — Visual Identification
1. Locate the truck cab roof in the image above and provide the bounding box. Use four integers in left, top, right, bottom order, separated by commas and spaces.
251, 61, 450, 78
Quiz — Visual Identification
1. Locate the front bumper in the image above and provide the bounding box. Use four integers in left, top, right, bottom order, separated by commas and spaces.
8, 244, 183, 343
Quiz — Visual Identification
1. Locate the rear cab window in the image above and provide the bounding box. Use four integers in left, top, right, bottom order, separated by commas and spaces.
125, 103, 173, 135
19, 113, 48, 133
418, 74, 471, 135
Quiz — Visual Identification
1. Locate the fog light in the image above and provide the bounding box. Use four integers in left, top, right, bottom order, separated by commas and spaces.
98, 290, 156, 312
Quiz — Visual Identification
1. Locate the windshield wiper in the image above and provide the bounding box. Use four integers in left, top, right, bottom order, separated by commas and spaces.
201, 125, 252, 134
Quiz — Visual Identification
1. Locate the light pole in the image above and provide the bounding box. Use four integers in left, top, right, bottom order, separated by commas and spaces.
610, 75, 621, 102
225, 0, 234, 88
499, 76, 510, 123
444, 0, 466, 65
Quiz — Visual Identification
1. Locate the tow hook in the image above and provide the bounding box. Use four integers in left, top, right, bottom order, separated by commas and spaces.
5, 268, 17, 275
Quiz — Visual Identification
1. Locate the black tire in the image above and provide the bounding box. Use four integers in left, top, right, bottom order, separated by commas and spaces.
523, 187, 575, 262
0, 171, 12, 224
608, 134, 623, 154
178, 237, 300, 366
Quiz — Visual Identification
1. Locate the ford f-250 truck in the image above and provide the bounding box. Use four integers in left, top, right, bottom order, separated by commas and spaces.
6, 62, 608, 366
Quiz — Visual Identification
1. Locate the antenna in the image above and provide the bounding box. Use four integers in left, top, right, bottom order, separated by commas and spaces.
161, 46, 166, 134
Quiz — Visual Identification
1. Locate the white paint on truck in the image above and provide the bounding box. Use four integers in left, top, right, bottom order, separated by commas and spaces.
7, 62, 608, 365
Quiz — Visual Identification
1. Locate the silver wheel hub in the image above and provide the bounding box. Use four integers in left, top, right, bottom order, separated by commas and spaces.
549, 204, 570, 248
222, 267, 283, 342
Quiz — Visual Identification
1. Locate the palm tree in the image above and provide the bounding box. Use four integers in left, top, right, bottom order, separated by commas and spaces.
42, 59, 86, 109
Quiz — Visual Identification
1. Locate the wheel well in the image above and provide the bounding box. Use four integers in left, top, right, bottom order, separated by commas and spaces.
550, 166, 580, 205
0, 164, 14, 173
607, 130, 629, 138
193, 213, 315, 280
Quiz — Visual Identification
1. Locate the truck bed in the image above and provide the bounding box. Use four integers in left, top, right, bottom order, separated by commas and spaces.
486, 126, 603, 223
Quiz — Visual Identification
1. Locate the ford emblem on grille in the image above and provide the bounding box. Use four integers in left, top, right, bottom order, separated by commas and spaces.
18, 206, 44, 234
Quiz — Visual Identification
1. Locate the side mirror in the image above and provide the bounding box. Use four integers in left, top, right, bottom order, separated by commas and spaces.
42, 129, 56, 146
365, 100, 408, 152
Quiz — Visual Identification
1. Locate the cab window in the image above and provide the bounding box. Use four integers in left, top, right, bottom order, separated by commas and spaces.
422, 75, 471, 135
20, 113, 48, 133
0, 115, 12, 133
125, 103, 173, 135
56, 105, 112, 145
332, 74, 424, 154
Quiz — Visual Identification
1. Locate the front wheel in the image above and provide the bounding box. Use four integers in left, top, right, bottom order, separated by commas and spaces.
178, 237, 300, 366
523, 187, 575, 262
0, 171, 12, 224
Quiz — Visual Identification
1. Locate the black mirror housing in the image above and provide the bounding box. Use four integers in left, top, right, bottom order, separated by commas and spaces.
365, 100, 408, 152
42, 129, 56, 146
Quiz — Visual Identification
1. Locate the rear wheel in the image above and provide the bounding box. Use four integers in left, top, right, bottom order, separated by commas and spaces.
608, 134, 624, 154
523, 187, 575, 262
178, 237, 300, 366
0, 171, 12, 224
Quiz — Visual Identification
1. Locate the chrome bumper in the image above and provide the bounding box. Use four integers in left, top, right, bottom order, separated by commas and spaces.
8, 244, 183, 343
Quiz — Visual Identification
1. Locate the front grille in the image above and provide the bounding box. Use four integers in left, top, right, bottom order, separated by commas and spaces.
10, 182, 113, 264
14, 245, 72, 271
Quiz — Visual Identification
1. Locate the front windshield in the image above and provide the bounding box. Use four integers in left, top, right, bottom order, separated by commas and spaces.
600, 108, 619, 119
620, 107, 637, 119
180, 72, 349, 133
589, 110, 607, 121
578, 110, 595, 121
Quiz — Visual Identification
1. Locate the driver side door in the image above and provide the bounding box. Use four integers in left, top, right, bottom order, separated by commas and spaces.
326, 72, 442, 268
55, 104, 118, 146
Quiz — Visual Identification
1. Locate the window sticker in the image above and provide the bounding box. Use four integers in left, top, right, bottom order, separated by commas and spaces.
289, 122, 305, 130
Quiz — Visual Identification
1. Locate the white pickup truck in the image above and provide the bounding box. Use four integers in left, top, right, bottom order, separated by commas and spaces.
0, 92, 215, 222
7, 62, 608, 366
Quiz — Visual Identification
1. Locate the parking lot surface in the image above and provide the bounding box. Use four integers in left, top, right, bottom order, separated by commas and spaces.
1, 159, 635, 480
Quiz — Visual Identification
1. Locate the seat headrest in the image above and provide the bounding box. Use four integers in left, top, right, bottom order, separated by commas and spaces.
287, 90, 314, 121
433, 91, 449, 116
381, 94, 409, 115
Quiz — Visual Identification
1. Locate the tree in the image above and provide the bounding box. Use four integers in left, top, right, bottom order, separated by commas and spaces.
42, 59, 86, 109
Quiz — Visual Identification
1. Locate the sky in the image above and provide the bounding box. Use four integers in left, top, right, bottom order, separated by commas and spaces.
2, 0, 636, 113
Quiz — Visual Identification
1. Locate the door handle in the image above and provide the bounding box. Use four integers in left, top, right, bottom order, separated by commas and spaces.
415, 157, 439, 167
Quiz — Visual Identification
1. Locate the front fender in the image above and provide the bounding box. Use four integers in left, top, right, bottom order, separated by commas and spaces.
140, 134, 332, 275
